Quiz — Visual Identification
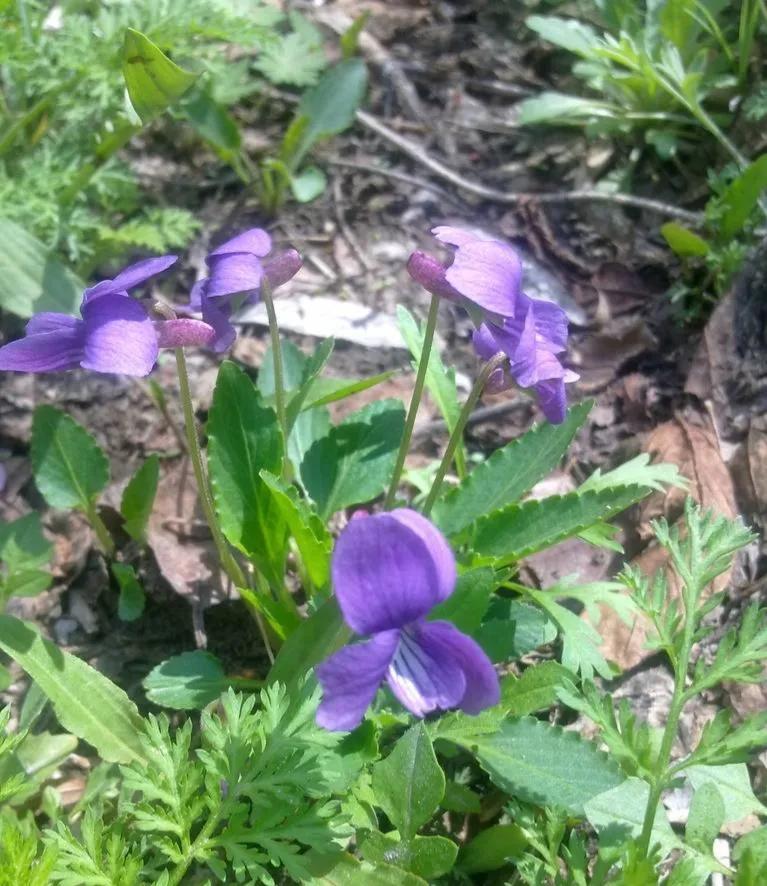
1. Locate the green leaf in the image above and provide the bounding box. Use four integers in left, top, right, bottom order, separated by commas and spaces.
182, 84, 241, 158
687, 764, 767, 823
287, 59, 368, 167
397, 305, 464, 470
301, 399, 405, 519
361, 832, 457, 879
307, 854, 427, 885
471, 486, 651, 562
122, 28, 198, 123
441, 781, 481, 813
207, 361, 288, 586
255, 31, 326, 87
661, 222, 710, 257
459, 823, 528, 873
112, 563, 145, 622
260, 471, 332, 590
0, 219, 84, 319
143, 650, 228, 710
720, 154, 767, 239
518, 92, 616, 125
475, 600, 557, 662
429, 567, 497, 634
120, 455, 159, 542
341, 13, 369, 58
502, 662, 576, 716
0, 614, 146, 763
300, 371, 395, 412
291, 166, 327, 202
371, 723, 445, 839
526, 15, 601, 56
31, 406, 109, 511
2, 569, 51, 599
447, 717, 624, 816
433, 401, 591, 537
579, 453, 686, 494
268, 598, 350, 688
0, 513, 52, 574
686, 782, 725, 851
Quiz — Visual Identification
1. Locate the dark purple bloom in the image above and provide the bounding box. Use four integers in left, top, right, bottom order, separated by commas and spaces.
0, 255, 214, 377
473, 292, 579, 424
189, 228, 302, 352
316, 509, 499, 731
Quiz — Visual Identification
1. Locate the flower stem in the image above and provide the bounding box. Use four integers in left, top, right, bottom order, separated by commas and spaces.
422, 352, 507, 517
85, 502, 115, 557
384, 294, 441, 509
174, 348, 274, 658
260, 278, 289, 475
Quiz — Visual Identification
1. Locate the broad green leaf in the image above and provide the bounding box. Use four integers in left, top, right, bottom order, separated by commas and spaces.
112, 563, 145, 622
143, 650, 228, 710
289, 59, 368, 166
360, 832, 457, 879
1, 731, 78, 804
687, 763, 767, 823
120, 454, 159, 542
31, 406, 109, 511
661, 222, 710, 257
397, 305, 464, 471
268, 598, 350, 688
459, 824, 528, 873
122, 28, 198, 123
471, 485, 651, 562
207, 361, 288, 586
371, 722, 445, 839
686, 782, 725, 851
301, 399, 404, 519
447, 717, 624, 815
429, 567, 497, 634
0, 219, 84, 318
433, 401, 591, 536
307, 853, 427, 886
501, 661, 576, 716
720, 154, 767, 239
182, 84, 241, 158
0, 614, 146, 763
0, 513, 52, 574
260, 471, 332, 590
2, 569, 50, 600
526, 15, 601, 56
475, 600, 557, 662
291, 166, 327, 202
584, 777, 680, 855
442, 781, 481, 813
300, 371, 395, 411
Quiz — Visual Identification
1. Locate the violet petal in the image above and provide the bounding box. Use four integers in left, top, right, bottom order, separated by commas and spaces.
109, 255, 178, 292
444, 238, 522, 318
80, 294, 158, 376
206, 252, 264, 299
0, 328, 84, 372
331, 509, 457, 635
316, 630, 400, 731
414, 620, 500, 714
208, 228, 272, 258
200, 288, 237, 353
26, 313, 81, 335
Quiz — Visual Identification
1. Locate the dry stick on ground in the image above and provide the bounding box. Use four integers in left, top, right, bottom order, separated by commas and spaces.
357, 109, 706, 226
326, 158, 468, 208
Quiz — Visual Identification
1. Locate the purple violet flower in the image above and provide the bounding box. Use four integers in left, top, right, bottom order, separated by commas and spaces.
408, 226, 578, 423
316, 509, 499, 731
0, 255, 214, 376
189, 228, 302, 353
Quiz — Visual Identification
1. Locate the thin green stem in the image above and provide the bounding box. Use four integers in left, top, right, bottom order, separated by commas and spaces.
85, 502, 115, 557
384, 294, 441, 509
260, 278, 289, 476
167, 802, 224, 886
422, 352, 507, 517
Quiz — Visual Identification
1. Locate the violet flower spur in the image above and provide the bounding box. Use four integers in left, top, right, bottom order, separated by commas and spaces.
316, 509, 499, 731
188, 228, 302, 352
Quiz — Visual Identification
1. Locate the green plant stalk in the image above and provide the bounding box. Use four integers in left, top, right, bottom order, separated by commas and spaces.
167, 800, 224, 886
384, 294, 441, 509
260, 278, 289, 478
422, 352, 508, 517
84, 502, 116, 557
58, 120, 140, 208
175, 348, 275, 662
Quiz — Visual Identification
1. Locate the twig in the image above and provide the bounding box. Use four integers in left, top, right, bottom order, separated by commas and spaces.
326, 158, 466, 207
356, 109, 706, 226
332, 176, 374, 271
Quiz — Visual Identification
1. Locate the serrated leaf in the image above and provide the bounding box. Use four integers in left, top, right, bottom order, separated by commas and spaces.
0, 219, 84, 319
448, 717, 625, 815
31, 406, 109, 511
120, 455, 159, 542
687, 764, 767, 823
207, 361, 288, 586
122, 28, 198, 123
501, 661, 576, 716
0, 614, 146, 763
371, 723, 445, 839
143, 651, 228, 710
301, 399, 404, 519
255, 31, 326, 87
433, 401, 591, 536
579, 453, 685, 494
112, 563, 145, 622
429, 567, 497, 634
260, 471, 332, 590
471, 485, 651, 562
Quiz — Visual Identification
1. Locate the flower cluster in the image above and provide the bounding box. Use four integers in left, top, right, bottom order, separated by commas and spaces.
408, 226, 578, 423
0, 229, 302, 376
316, 509, 499, 731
